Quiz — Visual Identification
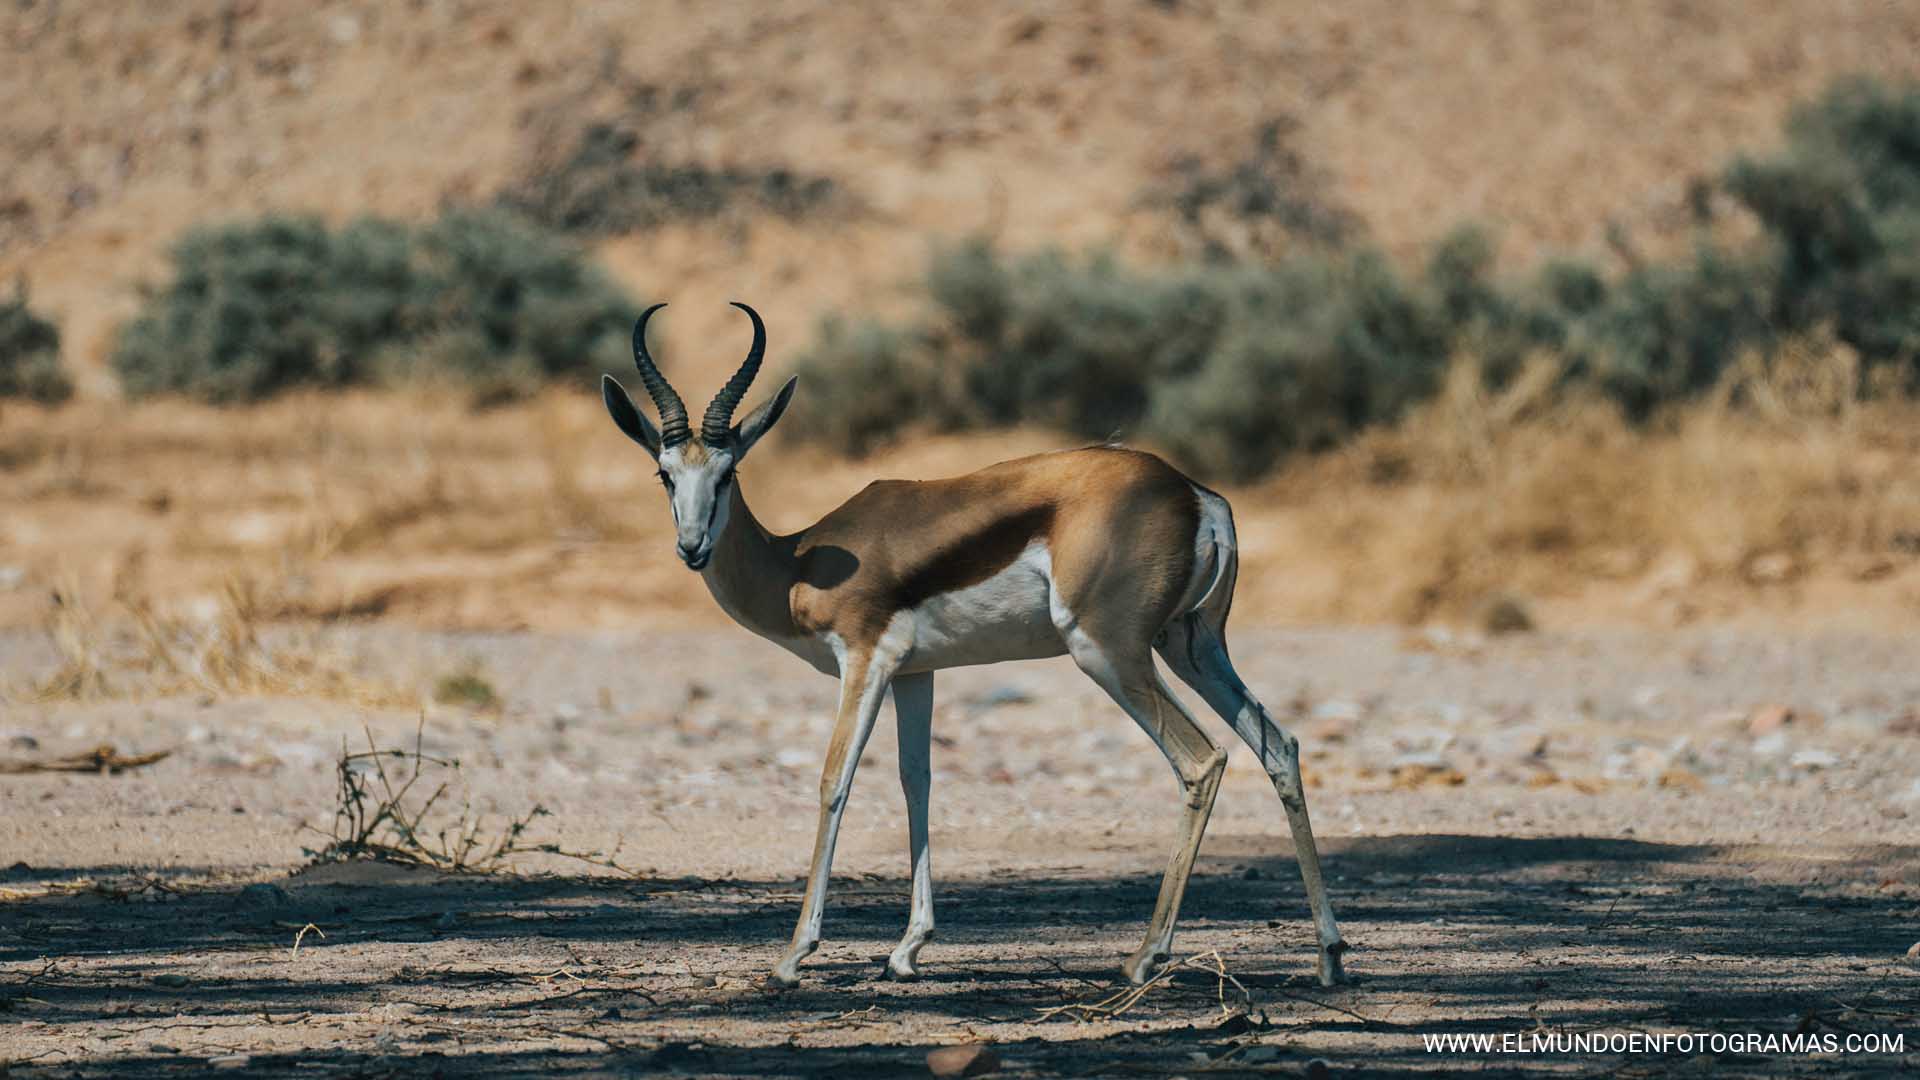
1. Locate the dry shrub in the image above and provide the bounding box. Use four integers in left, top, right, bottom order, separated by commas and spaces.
27, 575, 414, 705
304, 721, 631, 875
0, 387, 671, 634
1268, 339, 1920, 622
8, 350, 1919, 637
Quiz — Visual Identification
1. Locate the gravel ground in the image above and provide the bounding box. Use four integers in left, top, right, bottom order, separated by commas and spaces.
3, 623, 1918, 1076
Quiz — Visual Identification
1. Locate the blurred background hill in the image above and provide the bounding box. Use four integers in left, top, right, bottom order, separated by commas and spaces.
5, 0, 1920, 643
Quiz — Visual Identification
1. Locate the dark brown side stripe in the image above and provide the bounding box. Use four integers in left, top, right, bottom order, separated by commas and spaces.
893, 504, 1056, 610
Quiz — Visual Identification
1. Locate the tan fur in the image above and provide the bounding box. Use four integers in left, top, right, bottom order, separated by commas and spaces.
708, 446, 1202, 650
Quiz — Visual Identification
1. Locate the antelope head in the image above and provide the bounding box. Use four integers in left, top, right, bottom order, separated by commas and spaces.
602, 302, 797, 570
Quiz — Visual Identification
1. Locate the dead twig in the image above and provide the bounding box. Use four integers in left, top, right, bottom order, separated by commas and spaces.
1036, 950, 1248, 1024
299, 715, 637, 877
0, 744, 172, 774
289, 923, 325, 960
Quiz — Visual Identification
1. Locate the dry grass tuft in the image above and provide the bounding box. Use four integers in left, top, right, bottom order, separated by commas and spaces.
5, 350, 1920, 638
1248, 340, 1920, 625
24, 574, 414, 706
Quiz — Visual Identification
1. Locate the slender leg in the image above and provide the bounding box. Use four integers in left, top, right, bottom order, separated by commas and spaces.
886, 671, 936, 979
1062, 628, 1228, 985
1160, 616, 1349, 986
770, 638, 904, 987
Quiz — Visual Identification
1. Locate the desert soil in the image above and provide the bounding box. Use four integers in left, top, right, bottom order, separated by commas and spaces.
3, 622, 1918, 1077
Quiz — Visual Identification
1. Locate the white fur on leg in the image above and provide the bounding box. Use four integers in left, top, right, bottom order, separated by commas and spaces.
771, 616, 915, 987
886, 671, 936, 979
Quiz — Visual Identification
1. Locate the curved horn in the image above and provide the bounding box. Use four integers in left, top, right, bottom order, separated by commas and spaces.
702, 301, 766, 444
631, 303, 690, 448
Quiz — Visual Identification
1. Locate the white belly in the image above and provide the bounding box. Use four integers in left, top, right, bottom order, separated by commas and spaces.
899, 540, 1065, 673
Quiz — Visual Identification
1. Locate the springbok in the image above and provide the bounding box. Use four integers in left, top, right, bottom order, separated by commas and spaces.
601, 303, 1348, 988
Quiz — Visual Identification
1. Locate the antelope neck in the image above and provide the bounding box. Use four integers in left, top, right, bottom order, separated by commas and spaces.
700, 483, 801, 641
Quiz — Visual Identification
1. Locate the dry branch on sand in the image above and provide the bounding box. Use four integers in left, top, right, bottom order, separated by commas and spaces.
302, 719, 634, 877
1035, 951, 1252, 1025
0, 744, 171, 775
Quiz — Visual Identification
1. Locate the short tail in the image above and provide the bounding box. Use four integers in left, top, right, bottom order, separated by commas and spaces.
1183, 486, 1237, 619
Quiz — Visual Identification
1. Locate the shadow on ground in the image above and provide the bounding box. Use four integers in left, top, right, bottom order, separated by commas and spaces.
4, 835, 1916, 1077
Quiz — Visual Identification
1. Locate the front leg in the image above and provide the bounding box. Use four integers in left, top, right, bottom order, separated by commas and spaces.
770, 632, 906, 987
886, 671, 936, 979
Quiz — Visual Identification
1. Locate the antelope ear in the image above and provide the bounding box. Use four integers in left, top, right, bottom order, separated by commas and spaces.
603, 375, 662, 459
733, 375, 798, 459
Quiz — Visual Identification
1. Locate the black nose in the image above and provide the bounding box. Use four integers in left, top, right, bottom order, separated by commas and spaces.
677, 541, 700, 559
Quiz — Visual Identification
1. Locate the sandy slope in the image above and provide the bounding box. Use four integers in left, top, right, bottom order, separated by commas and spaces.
6, 1, 1920, 390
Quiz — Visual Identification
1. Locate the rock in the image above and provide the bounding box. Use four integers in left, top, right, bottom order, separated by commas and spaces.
1745, 551, 1798, 585
1888, 712, 1920, 736
1849, 554, 1897, 582
1639, 551, 1700, 598
233, 883, 290, 911
1307, 716, 1352, 743
1747, 704, 1822, 736
1388, 750, 1453, 772
1306, 1059, 1333, 1080
1657, 767, 1706, 792
927, 1043, 1001, 1078
5, 732, 37, 751
1505, 731, 1550, 760
1750, 732, 1789, 758
1214, 1011, 1255, 1035
1789, 748, 1839, 770
327, 14, 361, 45
1477, 593, 1535, 635
152, 973, 191, 988
1905, 942, 1920, 965
1307, 701, 1361, 743
1389, 760, 1467, 789
966, 686, 1033, 714
1310, 699, 1363, 723
208, 1054, 251, 1069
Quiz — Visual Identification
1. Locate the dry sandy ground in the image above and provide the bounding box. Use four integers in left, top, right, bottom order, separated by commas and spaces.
3, 622, 1919, 1076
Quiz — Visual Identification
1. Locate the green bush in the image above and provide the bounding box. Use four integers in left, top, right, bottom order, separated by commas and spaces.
1724, 76, 1920, 368
794, 238, 1459, 480
790, 77, 1920, 479
112, 210, 637, 403
0, 282, 71, 404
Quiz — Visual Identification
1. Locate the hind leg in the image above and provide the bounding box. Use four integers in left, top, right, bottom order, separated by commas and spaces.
1160, 615, 1349, 986
1057, 611, 1227, 984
